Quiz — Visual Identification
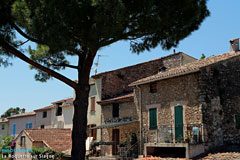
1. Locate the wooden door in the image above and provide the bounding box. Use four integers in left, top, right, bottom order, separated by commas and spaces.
175, 106, 183, 142
112, 129, 119, 155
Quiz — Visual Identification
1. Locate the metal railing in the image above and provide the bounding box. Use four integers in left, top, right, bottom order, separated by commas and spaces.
145, 123, 204, 144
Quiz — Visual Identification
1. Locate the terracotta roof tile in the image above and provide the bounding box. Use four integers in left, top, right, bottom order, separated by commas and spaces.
34, 105, 54, 112
7, 112, 36, 119
25, 129, 72, 154
92, 52, 196, 78
97, 93, 133, 104
130, 51, 240, 86
52, 98, 73, 104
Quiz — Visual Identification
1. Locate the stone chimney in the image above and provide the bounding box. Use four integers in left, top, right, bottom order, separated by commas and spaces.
230, 38, 239, 52
21, 108, 25, 113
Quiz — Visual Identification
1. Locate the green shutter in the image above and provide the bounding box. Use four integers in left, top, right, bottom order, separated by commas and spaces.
175, 106, 184, 142
149, 108, 157, 130
235, 114, 240, 129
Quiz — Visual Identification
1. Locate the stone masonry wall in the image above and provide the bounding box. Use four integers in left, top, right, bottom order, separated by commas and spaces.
199, 56, 240, 148
134, 73, 202, 153
98, 53, 195, 100
101, 100, 139, 156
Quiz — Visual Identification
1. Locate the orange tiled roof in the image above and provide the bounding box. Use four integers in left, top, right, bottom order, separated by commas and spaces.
51, 98, 73, 104
34, 105, 54, 112
7, 112, 36, 119
92, 52, 196, 78
97, 93, 133, 104
25, 129, 72, 154
130, 51, 240, 86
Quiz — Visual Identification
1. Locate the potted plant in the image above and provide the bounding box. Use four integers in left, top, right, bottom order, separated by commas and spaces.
184, 133, 191, 143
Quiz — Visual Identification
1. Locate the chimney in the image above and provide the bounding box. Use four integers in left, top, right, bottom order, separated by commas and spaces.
11, 110, 16, 116
230, 38, 239, 52
21, 108, 25, 113
1, 114, 4, 118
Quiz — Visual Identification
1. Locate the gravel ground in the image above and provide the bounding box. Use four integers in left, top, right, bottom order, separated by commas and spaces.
199, 152, 240, 160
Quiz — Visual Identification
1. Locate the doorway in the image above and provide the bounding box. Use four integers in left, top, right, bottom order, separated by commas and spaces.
112, 129, 120, 155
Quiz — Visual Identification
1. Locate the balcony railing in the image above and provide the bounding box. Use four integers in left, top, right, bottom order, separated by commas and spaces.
145, 123, 204, 144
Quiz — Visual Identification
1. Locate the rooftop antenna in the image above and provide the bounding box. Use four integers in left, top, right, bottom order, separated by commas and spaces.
94, 54, 108, 75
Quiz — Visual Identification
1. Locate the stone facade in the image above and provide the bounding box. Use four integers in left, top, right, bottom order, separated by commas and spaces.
93, 53, 196, 100
199, 56, 240, 148
133, 51, 240, 158
134, 73, 202, 151
100, 99, 139, 156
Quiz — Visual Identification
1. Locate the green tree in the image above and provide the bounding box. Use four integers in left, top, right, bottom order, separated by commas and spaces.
200, 53, 206, 59
0, 135, 14, 155
0, 0, 209, 159
3, 107, 20, 117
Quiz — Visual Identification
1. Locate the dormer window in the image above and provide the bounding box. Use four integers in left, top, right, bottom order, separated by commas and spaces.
159, 66, 167, 73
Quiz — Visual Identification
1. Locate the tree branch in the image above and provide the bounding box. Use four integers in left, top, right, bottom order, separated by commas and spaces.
50, 62, 78, 69
11, 23, 42, 44
16, 40, 30, 47
0, 40, 78, 89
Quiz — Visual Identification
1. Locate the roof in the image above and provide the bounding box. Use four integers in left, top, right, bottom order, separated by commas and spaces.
24, 129, 72, 155
34, 105, 54, 112
7, 112, 36, 119
51, 98, 73, 104
92, 52, 196, 78
0, 118, 8, 123
97, 93, 134, 104
130, 51, 240, 86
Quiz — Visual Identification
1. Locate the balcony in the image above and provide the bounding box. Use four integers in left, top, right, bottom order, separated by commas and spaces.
145, 123, 204, 145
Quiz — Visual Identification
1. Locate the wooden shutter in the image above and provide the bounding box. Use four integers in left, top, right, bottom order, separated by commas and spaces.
149, 108, 157, 129
91, 97, 95, 112
92, 124, 97, 140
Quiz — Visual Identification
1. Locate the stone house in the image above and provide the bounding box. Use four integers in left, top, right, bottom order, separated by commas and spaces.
14, 128, 71, 160
34, 105, 53, 129
0, 115, 8, 140
130, 39, 240, 159
8, 112, 36, 137
91, 52, 196, 157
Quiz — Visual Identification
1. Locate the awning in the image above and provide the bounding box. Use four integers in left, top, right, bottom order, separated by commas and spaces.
91, 120, 138, 129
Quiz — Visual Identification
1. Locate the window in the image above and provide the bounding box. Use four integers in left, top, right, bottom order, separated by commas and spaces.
150, 82, 157, 93
235, 114, 240, 129
20, 136, 26, 147
40, 125, 45, 129
87, 124, 97, 140
13, 124, 16, 136
149, 108, 157, 130
29, 123, 32, 129
43, 111, 47, 118
112, 103, 119, 118
26, 123, 28, 129
1, 124, 4, 130
56, 106, 62, 116
91, 97, 95, 112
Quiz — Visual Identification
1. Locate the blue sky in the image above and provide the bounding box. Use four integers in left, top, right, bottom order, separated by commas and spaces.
0, 0, 240, 114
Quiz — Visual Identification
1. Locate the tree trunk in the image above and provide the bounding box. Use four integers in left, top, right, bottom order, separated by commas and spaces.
71, 48, 96, 160
72, 83, 89, 160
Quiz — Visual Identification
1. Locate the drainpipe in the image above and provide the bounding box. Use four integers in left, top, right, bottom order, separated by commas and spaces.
136, 85, 142, 156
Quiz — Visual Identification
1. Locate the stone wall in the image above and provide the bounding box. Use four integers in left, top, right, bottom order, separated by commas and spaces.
101, 100, 139, 156
95, 53, 196, 100
199, 56, 240, 148
134, 73, 202, 153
